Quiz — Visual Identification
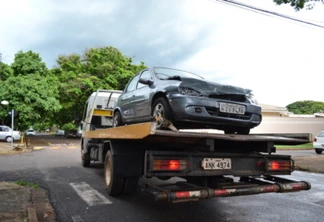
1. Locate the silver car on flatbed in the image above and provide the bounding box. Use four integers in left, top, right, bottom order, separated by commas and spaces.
113, 67, 262, 134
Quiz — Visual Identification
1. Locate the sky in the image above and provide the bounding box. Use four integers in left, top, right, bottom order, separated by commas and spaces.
0, 0, 323, 107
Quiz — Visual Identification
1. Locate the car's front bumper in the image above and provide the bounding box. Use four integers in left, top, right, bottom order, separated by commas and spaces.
168, 94, 262, 129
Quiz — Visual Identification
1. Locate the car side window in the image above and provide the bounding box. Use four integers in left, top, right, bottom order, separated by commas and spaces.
137, 70, 152, 89
126, 75, 140, 92
318, 132, 324, 137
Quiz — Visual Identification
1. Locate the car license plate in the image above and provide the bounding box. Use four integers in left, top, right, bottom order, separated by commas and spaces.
202, 158, 232, 170
219, 102, 245, 114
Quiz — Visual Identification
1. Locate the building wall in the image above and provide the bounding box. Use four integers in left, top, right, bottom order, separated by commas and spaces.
251, 117, 324, 140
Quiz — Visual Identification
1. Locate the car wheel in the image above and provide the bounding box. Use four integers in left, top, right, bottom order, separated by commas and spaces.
315, 149, 323, 154
113, 111, 124, 127
104, 150, 125, 196
5, 136, 12, 143
152, 97, 172, 129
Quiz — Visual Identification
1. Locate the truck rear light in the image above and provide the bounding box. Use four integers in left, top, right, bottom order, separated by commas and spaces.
153, 160, 187, 171
314, 138, 317, 142
267, 161, 291, 171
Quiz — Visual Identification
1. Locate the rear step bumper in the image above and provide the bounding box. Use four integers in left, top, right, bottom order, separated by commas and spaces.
144, 176, 311, 203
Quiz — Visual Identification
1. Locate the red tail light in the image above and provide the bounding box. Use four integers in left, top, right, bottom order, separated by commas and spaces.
267, 161, 291, 171
314, 138, 317, 142
153, 160, 187, 171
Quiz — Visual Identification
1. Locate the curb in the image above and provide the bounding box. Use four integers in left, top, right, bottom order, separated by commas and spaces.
27, 207, 38, 222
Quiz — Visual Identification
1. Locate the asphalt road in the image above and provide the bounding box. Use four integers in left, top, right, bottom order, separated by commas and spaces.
0, 135, 323, 222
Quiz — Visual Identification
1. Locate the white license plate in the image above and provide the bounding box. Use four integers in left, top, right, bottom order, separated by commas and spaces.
219, 102, 245, 114
202, 158, 232, 170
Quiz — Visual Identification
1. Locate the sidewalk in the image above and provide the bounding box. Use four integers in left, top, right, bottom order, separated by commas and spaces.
0, 142, 30, 155
0, 143, 56, 222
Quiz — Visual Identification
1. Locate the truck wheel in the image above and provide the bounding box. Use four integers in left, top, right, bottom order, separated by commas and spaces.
315, 149, 322, 154
82, 152, 91, 167
152, 97, 172, 129
104, 150, 125, 196
113, 111, 124, 127
123, 177, 139, 194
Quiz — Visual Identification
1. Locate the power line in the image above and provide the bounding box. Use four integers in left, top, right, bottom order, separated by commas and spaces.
211, 0, 324, 29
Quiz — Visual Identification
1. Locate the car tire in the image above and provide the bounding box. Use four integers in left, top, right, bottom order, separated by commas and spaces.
152, 97, 172, 129
104, 150, 125, 196
315, 149, 322, 154
5, 136, 12, 143
113, 111, 124, 127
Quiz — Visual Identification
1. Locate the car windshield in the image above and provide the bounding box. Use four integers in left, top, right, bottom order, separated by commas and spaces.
153, 67, 204, 80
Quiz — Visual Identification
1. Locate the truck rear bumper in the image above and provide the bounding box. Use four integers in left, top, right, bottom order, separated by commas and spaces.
144, 176, 311, 203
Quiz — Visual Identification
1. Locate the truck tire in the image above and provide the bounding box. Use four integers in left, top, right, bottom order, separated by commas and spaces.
152, 97, 172, 129
104, 150, 125, 196
82, 152, 91, 167
113, 111, 124, 127
123, 177, 139, 194
315, 149, 322, 154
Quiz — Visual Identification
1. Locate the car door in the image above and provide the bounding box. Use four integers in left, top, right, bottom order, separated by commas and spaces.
317, 132, 324, 146
118, 74, 140, 122
132, 70, 153, 120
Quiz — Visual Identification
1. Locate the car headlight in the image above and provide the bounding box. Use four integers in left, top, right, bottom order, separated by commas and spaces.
179, 87, 203, 97
246, 93, 258, 105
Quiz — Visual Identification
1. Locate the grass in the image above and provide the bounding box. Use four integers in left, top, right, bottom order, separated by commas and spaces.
15, 180, 40, 189
275, 143, 313, 150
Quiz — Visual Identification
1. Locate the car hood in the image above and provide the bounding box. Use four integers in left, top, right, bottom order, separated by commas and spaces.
179, 78, 251, 95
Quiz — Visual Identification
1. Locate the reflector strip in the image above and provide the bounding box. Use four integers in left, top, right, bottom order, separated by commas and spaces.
175, 191, 201, 199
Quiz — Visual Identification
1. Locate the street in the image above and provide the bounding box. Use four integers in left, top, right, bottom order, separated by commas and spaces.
0, 136, 323, 222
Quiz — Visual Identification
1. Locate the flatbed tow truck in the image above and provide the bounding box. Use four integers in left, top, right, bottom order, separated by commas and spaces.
80, 90, 311, 203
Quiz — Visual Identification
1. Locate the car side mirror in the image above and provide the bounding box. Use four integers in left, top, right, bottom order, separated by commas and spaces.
139, 78, 153, 86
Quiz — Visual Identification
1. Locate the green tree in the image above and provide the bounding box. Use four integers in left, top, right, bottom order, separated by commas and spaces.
287, 100, 324, 114
273, 0, 324, 10
0, 74, 61, 130
52, 46, 146, 127
0, 62, 13, 81
11, 50, 48, 76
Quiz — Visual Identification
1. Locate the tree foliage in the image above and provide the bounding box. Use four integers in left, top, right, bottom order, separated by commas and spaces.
11, 51, 48, 76
0, 63, 13, 81
0, 51, 60, 130
0, 74, 61, 129
0, 46, 146, 130
52, 46, 146, 127
273, 0, 324, 10
286, 100, 324, 114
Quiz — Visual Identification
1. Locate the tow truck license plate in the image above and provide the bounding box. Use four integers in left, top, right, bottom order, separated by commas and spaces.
219, 102, 245, 114
202, 158, 232, 170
